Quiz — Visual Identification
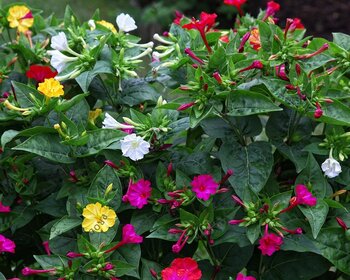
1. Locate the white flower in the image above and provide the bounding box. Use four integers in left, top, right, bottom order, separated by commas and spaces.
88, 19, 96, 30
321, 158, 342, 178
51, 32, 70, 51
120, 133, 150, 161
47, 50, 78, 73
116, 13, 137, 32
102, 113, 134, 130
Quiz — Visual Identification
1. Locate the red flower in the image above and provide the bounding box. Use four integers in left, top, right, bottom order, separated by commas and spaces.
191, 174, 219, 201
122, 179, 152, 209
0, 201, 11, 213
236, 272, 256, 280
258, 232, 283, 256
183, 12, 217, 52
263, 1, 280, 21
224, 0, 247, 16
26, 65, 57, 83
290, 18, 305, 31
161, 257, 202, 280
0, 234, 15, 253
295, 184, 317, 206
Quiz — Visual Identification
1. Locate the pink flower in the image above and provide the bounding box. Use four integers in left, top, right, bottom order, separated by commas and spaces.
239, 60, 263, 73
295, 184, 317, 206
42, 240, 51, 256
191, 174, 219, 201
122, 179, 152, 209
101, 262, 114, 271
314, 102, 323, 119
122, 224, 143, 244
263, 1, 280, 21
258, 232, 283, 256
0, 234, 15, 253
22, 267, 56, 276
224, 0, 247, 16
161, 257, 202, 280
0, 201, 11, 213
275, 64, 289, 81
236, 272, 256, 280
173, 11, 184, 25
177, 101, 196, 111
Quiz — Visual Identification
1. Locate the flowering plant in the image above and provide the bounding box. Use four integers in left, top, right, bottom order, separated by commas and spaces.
0, 1, 350, 279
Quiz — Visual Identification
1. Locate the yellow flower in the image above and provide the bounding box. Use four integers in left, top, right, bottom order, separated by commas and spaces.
96, 20, 117, 34
7, 5, 34, 33
82, 202, 117, 232
37, 78, 64, 98
88, 108, 102, 124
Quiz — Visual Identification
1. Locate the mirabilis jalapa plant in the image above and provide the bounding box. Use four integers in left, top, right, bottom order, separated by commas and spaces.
0, 0, 350, 279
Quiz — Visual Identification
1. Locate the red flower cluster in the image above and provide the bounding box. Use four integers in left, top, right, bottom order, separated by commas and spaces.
161, 257, 202, 280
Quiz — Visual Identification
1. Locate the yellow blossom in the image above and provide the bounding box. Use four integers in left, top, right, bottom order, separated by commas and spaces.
88, 108, 102, 124
7, 5, 34, 33
82, 202, 117, 232
96, 20, 117, 34
37, 78, 64, 98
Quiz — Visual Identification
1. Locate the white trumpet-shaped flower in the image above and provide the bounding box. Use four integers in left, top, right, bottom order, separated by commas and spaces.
120, 133, 150, 161
47, 50, 78, 73
51, 32, 70, 52
102, 113, 134, 130
116, 13, 137, 32
321, 158, 342, 178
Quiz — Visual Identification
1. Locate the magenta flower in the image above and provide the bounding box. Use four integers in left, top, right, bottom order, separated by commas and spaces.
22, 267, 56, 276
42, 240, 51, 256
258, 232, 283, 256
295, 184, 317, 206
122, 179, 152, 209
191, 174, 219, 201
122, 224, 143, 244
0, 234, 15, 253
0, 201, 11, 213
236, 272, 256, 280
275, 64, 289, 81
263, 1, 280, 21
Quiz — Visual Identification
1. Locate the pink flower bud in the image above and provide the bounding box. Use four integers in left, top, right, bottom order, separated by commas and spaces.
177, 102, 195, 111
213, 71, 223, 84
336, 217, 348, 231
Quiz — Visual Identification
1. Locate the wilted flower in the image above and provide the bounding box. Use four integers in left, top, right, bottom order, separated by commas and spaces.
161, 258, 202, 280
122, 179, 152, 209
321, 158, 342, 178
120, 133, 150, 161
37, 78, 64, 98
26, 65, 57, 83
249, 28, 261, 50
116, 13, 137, 32
82, 202, 117, 232
7, 5, 34, 33
275, 64, 289, 81
97, 20, 117, 33
0, 234, 15, 253
191, 174, 219, 201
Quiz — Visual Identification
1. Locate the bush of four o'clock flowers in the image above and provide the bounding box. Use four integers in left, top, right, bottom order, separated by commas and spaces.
0, 0, 350, 279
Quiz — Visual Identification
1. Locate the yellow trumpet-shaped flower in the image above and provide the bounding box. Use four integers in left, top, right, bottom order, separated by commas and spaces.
7, 5, 34, 33
82, 202, 117, 232
96, 20, 117, 34
37, 78, 64, 98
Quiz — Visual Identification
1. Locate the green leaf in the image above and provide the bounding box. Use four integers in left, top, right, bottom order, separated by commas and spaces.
262, 251, 330, 280
333, 32, 350, 51
55, 93, 89, 112
1, 129, 19, 150
227, 90, 281, 116
219, 141, 273, 201
131, 209, 159, 235
89, 221, 119, 248
34, 255, 64, 269
314, 228, 350, 274
12, 81, 42, 108
246, 223, 261, 244
141, 258, 162, 280
50, 216, 82, 239
13, 134, 75, 163
88, 165, 123, 209
299, 200, 329, 239
208, 46, 226, 69
76, 129, 126, 157
111, 244, 141, 278
295, 153, 330, 198
120, 79, 160, 106
0, 273, 6, 280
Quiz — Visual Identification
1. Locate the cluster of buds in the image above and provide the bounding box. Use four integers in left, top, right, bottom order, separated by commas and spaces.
169, 224, 194, 254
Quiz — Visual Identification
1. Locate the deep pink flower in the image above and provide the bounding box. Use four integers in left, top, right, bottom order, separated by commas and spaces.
171, 228, 190, 254
122, 179, 152, 209
0, 201, 11, 213
173, 11, 184, 25
239, 60, 263, 73
42, 240, 51, 256
101, 262, 114, 271
314, 102, 323, 119
191, 174, 219, 201
295, 184, 317, 206
213, 71, 223, 84
122, 224, 143, 244
22, 267, 56, 276
290, 18, 305, 31
275, 64, 289, 81
238, 32, 251, 53
0, 234, 15, 253
258, 232, 283, 256
224, 0, 247, 16
183, 12, 217, 52
263, 1, 280, 21
161, 257, 202, 280
236, 272, 256, 280
177, 101, 196, 111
